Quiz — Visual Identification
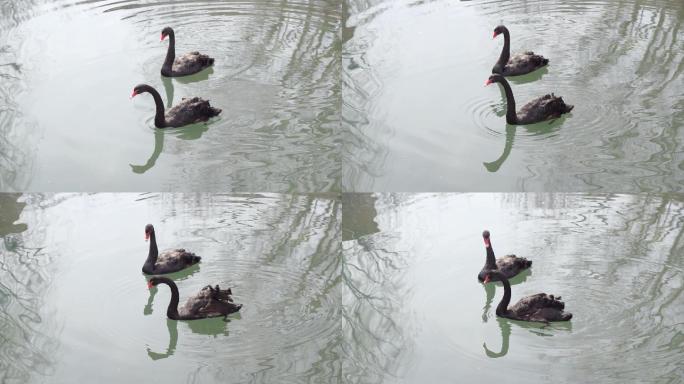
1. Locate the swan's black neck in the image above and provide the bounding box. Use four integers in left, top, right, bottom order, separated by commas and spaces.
157, 277, 181, 320
494, 28, 511, 74
139, 85, 167, 127
496, 274, 511, 316
485, 238, 497, 270
497, 78, 518, 124
143, 229, 159, 273
162, 30, 176, 77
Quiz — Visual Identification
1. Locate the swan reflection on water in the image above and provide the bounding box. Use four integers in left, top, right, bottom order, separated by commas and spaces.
146, 315, 239, 361
162, 76, 174, 108
482, 316, 572, 359
482, 307, 572, 360
147, 319, 178, 360
483, 117, 569, 173
483, 317, 511, 358
129, 123, 209, 174
507, 66, 549, 86
160, 67, 215, 107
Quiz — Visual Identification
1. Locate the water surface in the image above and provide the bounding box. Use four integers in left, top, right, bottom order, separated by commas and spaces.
0, 0, 341, 192
343, 193, 684, 383
344, 0, 684, 191
0, 193, 340, 383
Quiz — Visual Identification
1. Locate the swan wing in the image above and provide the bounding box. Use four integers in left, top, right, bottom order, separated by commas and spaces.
157, 248, 199, 265
513, 293, 564, 311
528, 307, 573, 322
172, 52, 214, 75
180, 286, 214, 316
181, 286, 241, 318
502, 52, 548, 76
496, 254, 532, 278
150, 249, 200, 273
165, 97, 221, 127
517, 94, 571, 124
197, 300, 241, 317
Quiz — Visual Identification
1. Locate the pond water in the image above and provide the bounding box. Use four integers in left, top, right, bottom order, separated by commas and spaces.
0, 0, 341, 192
343, 0, 684, 192
0, 193, 340, 383
342, 193, 684, 383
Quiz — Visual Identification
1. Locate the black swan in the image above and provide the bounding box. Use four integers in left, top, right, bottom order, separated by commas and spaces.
148, 277, 243, 320
478, 230, 531, 282
160, 27, 214, 77
492, 25, 548, 76
142, 224, 201, 275
485, 74, 573, 125
484, 271, 572, 322
131, 84, 221, 128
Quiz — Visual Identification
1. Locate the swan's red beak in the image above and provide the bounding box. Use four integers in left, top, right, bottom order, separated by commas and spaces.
161, 33, 166, 41
131, 90, 138, 99
484, 238, 491, 247
484, 275, 491, 283
493, 31, 499, 39
144, 232, 149, 241
147, 280, 153, 289
485, 79, 493, 86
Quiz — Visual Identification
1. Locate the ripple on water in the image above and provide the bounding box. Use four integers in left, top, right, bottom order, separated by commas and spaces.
345, 0, 684, 191
0, 194, 341, 382
343, 193, 684, 383
0, 0, 341, 191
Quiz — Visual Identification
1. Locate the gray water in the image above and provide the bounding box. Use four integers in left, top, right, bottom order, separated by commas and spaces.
0, 193, 341, 383
0, 0, 341, 192
342, 193, 684, 383
343, 0, 684, 192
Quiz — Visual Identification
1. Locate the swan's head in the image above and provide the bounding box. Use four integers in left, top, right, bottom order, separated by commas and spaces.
131, 84, 148, 99
482, 272, 496, 284
485, 74, 504, 86
147, 277, 161, 289
144, 224, 154, 241
493, 25, 506, 39
161, 27, 174, 41
482, 230, 491, 247
483, 271, 504, 284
